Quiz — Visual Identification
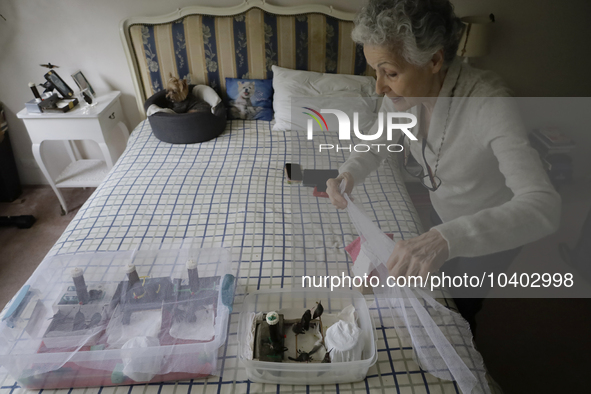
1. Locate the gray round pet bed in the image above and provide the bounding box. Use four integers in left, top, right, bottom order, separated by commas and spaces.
144, 84, 227, 144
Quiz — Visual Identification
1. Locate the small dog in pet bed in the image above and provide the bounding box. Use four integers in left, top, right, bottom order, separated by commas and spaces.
166, 73, 211, 114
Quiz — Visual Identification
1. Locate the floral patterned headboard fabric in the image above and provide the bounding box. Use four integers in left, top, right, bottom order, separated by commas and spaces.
128, 8, 374, 100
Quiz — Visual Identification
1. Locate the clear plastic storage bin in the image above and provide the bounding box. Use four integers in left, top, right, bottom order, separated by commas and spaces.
238, 288, 377, 385
0, 248, 234, 389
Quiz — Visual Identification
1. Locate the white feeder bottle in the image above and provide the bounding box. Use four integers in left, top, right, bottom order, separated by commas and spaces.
266, 311, 281, 347
186, 259, 199, 293
71, 267, 90, 304
126, 264, 140, 286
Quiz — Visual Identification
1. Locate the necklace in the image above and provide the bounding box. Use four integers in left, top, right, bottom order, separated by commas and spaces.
402, 67, 460, 191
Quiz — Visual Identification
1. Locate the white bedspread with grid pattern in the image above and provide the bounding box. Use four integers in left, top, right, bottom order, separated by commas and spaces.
1, 120, 501, 394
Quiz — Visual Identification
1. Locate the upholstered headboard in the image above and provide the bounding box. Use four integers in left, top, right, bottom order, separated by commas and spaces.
120, 0, 374, 117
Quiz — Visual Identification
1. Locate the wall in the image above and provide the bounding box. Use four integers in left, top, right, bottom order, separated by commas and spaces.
0, 0, 589, 185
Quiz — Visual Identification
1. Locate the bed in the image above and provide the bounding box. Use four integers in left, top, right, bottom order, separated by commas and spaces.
0, 1, 501, 393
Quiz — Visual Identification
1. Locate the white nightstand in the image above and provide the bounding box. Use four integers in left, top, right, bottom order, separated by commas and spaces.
17, 91, 129, 214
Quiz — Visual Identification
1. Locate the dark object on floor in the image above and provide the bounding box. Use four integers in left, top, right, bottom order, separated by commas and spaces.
313, 301, 323, 320
559, 208, 591, 282
144, 84, 226, 144
0, 102, 22, 202
0, 215, 36, 229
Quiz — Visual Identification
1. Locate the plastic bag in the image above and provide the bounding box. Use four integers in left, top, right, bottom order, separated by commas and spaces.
122, 336, 162, 382
341, 183, 491, 394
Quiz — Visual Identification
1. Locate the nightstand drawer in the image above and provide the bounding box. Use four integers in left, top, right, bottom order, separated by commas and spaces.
99, 99, 124, 133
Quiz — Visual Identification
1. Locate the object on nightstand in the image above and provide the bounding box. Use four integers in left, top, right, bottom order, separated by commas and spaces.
44, 70, 75, 99
29, 82, 42, 101
40, 63, 60, 69
25, 94, 58, 113
71, 71, 96, 100
25, 94, 78, 114
79, 88, 96, 107
42, 97, 79, 113
529, 128, 575, 186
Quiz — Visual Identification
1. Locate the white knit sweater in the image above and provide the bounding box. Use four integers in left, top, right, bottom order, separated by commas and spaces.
339, 57, 561, 260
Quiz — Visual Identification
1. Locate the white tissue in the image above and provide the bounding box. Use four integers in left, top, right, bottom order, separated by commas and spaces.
122, 336, 162, 382
106, 308, 162, 346
337, 304, 358, 324
325, 320, 364, 362
169, 308, 215, 341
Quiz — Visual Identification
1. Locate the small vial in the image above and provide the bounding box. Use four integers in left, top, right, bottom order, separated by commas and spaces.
186, 259, 199, 293
266, 311, 281, 348
29, 82, 42, 102
71, 267, 89, 304
126, 264, 140, 286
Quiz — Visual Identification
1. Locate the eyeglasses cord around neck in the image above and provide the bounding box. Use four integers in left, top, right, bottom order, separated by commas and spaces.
403, 67, 459, 192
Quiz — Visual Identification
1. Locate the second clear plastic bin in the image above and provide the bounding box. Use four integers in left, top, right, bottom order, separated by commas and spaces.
238, 288, 377, 385
0, 247, 234, 389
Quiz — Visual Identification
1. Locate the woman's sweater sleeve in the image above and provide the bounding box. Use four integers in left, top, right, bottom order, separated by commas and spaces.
433, 98, 561, 259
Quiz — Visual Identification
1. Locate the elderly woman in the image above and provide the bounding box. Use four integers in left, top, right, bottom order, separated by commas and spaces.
326, 0, 561, 330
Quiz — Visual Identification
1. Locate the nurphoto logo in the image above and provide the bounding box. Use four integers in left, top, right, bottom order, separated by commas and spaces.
302, 108, 418, 152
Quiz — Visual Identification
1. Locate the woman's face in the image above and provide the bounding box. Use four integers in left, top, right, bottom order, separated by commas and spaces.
363, 45, 445, 111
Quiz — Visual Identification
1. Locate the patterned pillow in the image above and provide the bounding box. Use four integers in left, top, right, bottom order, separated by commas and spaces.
225, 78, 273, 121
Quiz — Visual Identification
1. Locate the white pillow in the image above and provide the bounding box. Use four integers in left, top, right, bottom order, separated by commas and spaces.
271, 65, 379, 132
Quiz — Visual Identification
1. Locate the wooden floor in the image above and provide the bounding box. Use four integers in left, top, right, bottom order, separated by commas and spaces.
1, 184, 590, 393
0, 186, 95, 311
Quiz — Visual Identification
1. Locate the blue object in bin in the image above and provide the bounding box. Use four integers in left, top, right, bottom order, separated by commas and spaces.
221, 274, 235, 312
111, 363, 126, 384
1, 285, 30, 328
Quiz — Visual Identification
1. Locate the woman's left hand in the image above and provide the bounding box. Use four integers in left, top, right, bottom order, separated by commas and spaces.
387, 229, 449, 280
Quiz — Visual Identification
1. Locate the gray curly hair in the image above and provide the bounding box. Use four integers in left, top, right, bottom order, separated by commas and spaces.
352, 0, 464, 66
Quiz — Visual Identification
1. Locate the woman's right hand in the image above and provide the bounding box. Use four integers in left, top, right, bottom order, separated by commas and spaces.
326, 172, 354, 209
